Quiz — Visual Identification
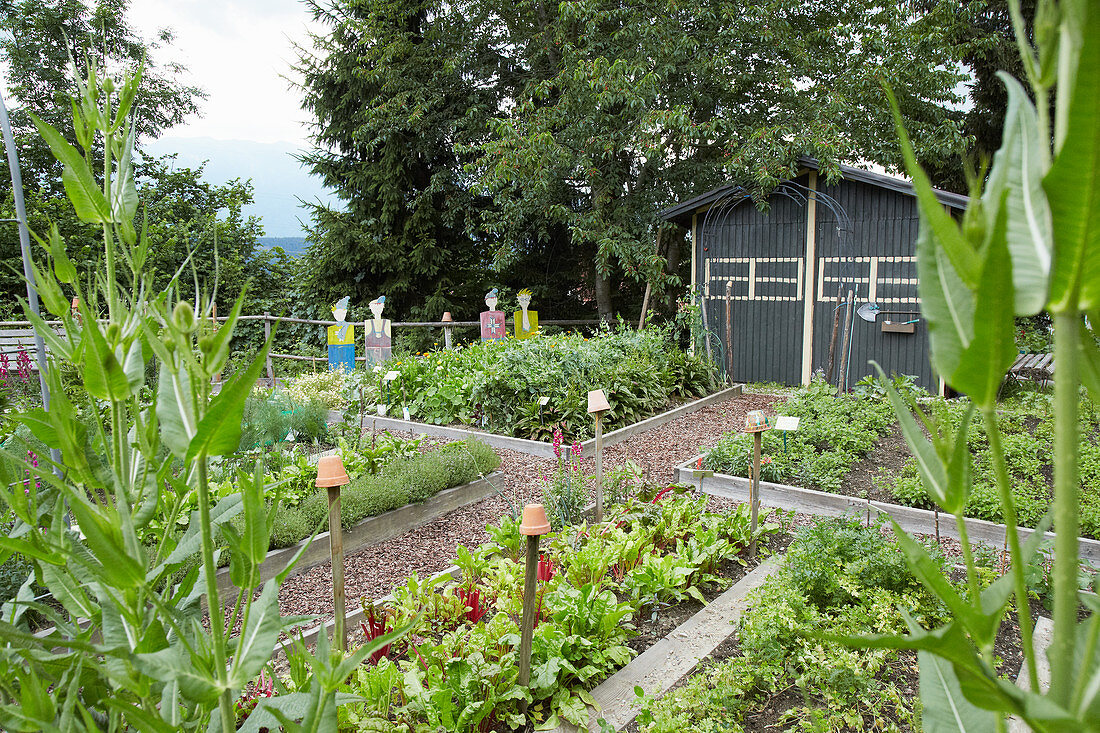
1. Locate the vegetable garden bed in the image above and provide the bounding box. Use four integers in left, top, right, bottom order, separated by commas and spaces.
629, 517, 1042, 733
344, 385, 742, 459
675, 455, 1100, 563
244, 488, 787, 732
215, 470, 503, 597
696, 383, 1100, 555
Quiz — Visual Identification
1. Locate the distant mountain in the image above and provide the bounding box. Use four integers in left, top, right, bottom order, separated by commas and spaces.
142, 137, 339, 238
259, 236, 308, 257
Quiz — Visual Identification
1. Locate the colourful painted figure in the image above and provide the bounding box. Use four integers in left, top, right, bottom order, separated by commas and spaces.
327, 297, 355, 372
364, 295, 392, 366
514, 288, 538, 339
480, 288, 506, 341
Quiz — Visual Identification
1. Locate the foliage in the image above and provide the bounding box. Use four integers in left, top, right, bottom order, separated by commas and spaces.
838, 0, 1100, 727
0, 0, 203, 190
637, 517, 949, 732
295, 0, 497, 323
0, 63, 350, 730
384, 325, 715, 440
297, 0, 970, 322
237, 389, 330, 449
705, 378, 895, 490
285, 368, 347, 410
888, 394, 1100, 538
542, 428, 589, 530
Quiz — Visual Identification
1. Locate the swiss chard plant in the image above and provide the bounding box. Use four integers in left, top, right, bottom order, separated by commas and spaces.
843, 0, 1100, 729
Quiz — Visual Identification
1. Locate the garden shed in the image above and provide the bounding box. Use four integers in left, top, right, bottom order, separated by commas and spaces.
659, 157, 968, 394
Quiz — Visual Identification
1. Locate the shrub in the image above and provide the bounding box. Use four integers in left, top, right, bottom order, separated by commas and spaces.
285, 370, 346, 410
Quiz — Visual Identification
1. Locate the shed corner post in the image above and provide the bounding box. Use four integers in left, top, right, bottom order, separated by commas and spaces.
800, 171, 819, 386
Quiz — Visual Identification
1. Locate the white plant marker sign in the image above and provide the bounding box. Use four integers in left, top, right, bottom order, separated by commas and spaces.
773, 416, 800, 432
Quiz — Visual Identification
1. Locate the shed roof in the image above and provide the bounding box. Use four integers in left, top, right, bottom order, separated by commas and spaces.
658, 156, 969, 227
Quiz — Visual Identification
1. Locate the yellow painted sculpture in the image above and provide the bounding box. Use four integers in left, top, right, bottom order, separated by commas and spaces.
514, 288, 538, 339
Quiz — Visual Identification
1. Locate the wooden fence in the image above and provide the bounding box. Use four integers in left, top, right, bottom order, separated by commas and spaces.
2, 313, 603, 383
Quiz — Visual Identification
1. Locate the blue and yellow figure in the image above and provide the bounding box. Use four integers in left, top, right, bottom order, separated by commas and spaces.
327, 297, 356, 372
514, 288, 538, 339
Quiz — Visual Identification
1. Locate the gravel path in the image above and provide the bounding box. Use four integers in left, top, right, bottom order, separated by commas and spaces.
277, 391, 782, 621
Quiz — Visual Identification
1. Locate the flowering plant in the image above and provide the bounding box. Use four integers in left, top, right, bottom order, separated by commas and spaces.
542, 427, 589, 529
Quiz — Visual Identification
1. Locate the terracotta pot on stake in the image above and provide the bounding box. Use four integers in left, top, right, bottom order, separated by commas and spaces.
517, 503, 551, 710
316, 455, 351, 651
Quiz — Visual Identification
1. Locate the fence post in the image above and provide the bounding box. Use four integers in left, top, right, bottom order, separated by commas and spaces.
264, 312, 274, 386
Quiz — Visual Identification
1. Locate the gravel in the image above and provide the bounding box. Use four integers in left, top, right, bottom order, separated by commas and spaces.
276, 391, 782, 622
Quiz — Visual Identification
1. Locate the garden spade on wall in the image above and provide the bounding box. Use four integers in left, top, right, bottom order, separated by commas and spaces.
364, 295, 392, 367
481, 288, 506, 341
856, 302, 880, 322
514, 288, 538, 339
327, 296, 356, 372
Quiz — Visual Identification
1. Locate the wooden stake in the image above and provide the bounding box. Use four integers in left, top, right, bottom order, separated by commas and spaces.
638, 228, 664, 329
264, 311, 274, 387
836, 290, 854, 392
517, 534, 541, 708
825, 285, 842, 383
725, 280, 733, 381
327, 486, 346, 652
594, 414, 604, 524
750, 430, 761, 557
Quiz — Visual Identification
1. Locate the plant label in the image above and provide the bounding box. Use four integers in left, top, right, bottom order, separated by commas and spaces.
383, 370, 399, 382
773, 416, 800, 432
539, 396, 550, 406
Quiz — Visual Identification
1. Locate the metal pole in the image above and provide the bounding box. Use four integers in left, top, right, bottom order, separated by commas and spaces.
594, 413, 604, 524
327, 486, 346, 652
825, 285, 842, 383
0, 91, 62, 470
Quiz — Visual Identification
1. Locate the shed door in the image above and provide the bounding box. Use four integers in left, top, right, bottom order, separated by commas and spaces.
699, 195, 808, 386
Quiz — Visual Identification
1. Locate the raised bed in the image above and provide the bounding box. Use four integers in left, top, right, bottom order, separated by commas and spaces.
330, 385, 743, 458
673, 455, 1100, 564
216, 471, 502, 597
547, 555, 783, 733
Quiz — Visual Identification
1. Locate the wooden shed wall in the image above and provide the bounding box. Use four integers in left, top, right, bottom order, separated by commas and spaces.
693, 175, 936, 390
812, 178, 935, 389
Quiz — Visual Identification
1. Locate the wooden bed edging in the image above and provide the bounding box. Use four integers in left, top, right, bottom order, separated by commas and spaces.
215, 471, 503, 598
674, 455, 1100, 565
328, 385, 743, 459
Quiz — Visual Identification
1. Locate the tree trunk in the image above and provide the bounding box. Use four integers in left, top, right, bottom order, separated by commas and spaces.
593, 263, 614, 323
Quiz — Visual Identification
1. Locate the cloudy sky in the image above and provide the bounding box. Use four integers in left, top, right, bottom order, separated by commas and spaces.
129, 0, 318, 146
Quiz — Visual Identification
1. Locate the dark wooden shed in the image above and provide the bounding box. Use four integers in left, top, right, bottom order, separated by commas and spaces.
659, 158, 968, 394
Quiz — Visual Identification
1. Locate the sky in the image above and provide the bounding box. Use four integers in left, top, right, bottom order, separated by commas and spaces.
129, 0, 318, 147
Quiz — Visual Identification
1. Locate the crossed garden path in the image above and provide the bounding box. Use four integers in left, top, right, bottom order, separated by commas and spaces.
275, 392, 783, 623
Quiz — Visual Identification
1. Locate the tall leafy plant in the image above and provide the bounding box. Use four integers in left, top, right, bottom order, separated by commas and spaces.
842, 0, 1100, 729
0, 61, 403, 730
